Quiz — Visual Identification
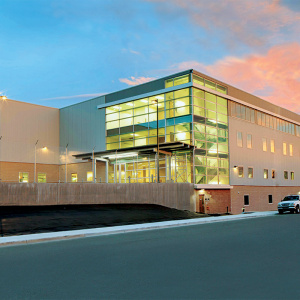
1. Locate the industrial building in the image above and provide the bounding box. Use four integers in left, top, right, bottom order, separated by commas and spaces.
1, 69, 299, 214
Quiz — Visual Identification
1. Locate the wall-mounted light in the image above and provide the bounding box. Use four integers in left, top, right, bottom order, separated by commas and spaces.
42, 146, 47, 150
199, 189, 205, 194
234, 166, 237, 169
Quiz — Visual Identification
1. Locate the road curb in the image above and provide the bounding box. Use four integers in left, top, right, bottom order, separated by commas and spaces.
0, 211, 277, 247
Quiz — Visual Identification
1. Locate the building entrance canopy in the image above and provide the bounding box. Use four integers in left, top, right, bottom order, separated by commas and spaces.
74, 142, 194, 183
73, 142, 194, 160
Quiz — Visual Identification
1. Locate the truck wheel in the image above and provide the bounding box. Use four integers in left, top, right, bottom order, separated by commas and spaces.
278, 210, 283, 214
295, 206, 300, 214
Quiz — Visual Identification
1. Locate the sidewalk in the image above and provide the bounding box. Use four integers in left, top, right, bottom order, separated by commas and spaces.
0, 211, 277, 247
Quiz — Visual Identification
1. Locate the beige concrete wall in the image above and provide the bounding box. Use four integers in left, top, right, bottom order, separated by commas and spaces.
0, 99, 60, 164
0, 162, 59, 183
0, 182, 196, 211
193, 70, 300, 123
229, 117, 300, 186
231, 185, 300, 214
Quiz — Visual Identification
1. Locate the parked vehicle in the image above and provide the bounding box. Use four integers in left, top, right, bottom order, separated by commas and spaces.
278, 195, 300, 214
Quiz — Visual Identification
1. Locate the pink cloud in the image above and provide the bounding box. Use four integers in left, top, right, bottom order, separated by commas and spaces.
177, 43, 300, 114
147, 0, 300, 48
119, 76, 156, 86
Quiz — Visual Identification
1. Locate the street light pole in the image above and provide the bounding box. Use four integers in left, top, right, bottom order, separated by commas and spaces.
34, 140, 39, 183
65, 143, 68, 183
152, 99, 160, 183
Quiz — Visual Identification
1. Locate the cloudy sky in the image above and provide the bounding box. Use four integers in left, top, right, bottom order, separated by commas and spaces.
0, 0, 300, 113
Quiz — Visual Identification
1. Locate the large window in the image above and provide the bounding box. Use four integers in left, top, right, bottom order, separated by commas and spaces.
230, 101, 297, 137
106, 84, 229, 185
193, 87, 229, 185
165, 74, 190, 88
106, 89, 191, 150
264, 169, 268, 179
192, 74, 227, 94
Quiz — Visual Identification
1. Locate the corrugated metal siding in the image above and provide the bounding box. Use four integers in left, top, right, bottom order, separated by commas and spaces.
59, 96, 106, 158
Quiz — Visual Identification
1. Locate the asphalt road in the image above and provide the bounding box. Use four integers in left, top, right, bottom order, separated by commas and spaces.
0, 214, 299, 299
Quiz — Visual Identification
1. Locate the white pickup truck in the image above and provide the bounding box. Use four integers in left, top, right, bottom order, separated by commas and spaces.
278, 195, 300, 214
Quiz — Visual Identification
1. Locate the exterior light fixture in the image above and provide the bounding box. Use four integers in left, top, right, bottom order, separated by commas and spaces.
42, 146, 47, 150
234, 166, 237, 169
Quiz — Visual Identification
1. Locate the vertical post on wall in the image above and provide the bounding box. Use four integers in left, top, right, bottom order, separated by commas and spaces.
34, 140, 39, 183
193, 147, 195, 184
92, 147, 96, 183
65, 143, 68, 183
105, 160, 109, 183
0, 136, 2, 182
156, 100, 159, 183
175, 153, 177, 183
115, 150, 117, 183
185, 153, 188, 182
168, 156, 171, 182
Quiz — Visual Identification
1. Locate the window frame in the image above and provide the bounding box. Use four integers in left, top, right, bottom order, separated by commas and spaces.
248, 167, 253, 179
246, 133, 252, 149
268, 195, 273, 204
238, 166, 244, 178
237, 131, 243, 147
270, 139, 275, 153
262, 138, 267, 152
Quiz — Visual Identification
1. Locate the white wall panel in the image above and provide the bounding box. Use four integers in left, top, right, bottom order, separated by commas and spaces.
229, 117, 300, 187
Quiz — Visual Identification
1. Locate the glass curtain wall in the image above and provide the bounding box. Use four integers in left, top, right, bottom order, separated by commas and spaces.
105, 73, 229, 185
106, 88, 192, 150
192, 87, 229, 185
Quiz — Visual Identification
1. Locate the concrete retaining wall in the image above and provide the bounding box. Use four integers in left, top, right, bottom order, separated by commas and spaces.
0, 183, 196, 212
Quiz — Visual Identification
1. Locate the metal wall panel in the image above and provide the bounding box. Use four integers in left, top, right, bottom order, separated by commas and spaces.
59, 96, 106, 163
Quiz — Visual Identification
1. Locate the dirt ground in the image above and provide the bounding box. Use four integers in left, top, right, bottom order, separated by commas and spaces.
0, 204, 209, 237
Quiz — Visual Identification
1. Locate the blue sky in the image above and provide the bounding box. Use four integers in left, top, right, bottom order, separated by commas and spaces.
0, 0, 300, 112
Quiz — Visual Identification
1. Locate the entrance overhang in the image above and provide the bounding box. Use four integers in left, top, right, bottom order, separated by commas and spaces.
73, 142, 194, 160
